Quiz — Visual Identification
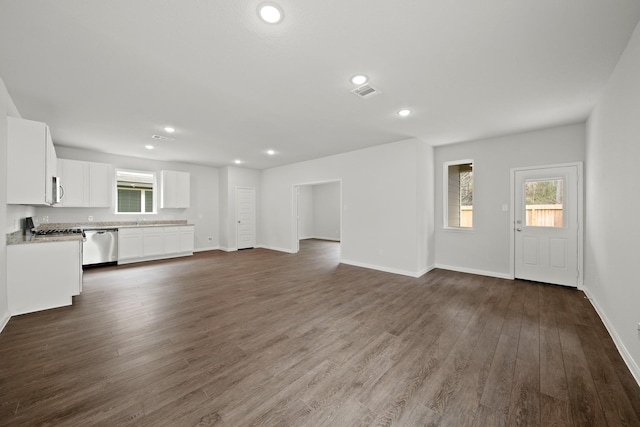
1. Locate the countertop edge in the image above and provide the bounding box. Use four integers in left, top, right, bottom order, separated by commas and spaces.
7, 231, 84, 246
7, 223, 195, 245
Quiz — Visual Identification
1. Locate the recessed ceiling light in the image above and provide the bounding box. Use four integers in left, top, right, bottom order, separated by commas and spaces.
398, 109, 412, 117
267, 149, 276, 156
351, 75, 368, 85
258, 3, 283, 23
164, 127, 175, 133
145, 145, 155, 150
234, 159, 242, 164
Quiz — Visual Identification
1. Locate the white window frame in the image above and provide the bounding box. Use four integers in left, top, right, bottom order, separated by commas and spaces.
443, 159, 474, 230
114, 169, 157, 215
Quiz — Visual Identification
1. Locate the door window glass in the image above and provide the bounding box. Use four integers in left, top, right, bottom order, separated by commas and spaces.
525, 179, 563, 227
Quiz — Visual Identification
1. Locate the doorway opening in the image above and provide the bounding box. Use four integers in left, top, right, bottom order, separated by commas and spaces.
292, 180, 342, 255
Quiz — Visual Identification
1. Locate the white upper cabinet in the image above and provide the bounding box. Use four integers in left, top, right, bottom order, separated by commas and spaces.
57, 159, 86, 207
89, 162, 113, 207
7, 116, 58, 205
160, 170, 190, 208
57, 159, 112, 207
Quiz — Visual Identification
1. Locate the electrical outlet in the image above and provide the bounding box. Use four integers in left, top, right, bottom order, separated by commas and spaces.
42, 216, 49, 222
88, 216, 93, 221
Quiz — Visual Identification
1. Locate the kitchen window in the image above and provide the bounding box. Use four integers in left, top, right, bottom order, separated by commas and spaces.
444, 160, 473, 229
115, 170, 156, 214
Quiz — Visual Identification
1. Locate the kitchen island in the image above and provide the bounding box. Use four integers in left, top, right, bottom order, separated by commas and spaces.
6, 231, 83, 315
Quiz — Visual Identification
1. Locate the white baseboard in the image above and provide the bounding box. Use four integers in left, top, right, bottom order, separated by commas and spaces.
434, 264, 513, 280
305, 236, 340, 242
219, 247, 237, 252
0, 311, 10, 334
194, 246, 220, 253
582, 287, 640, 387
257, 245, 297, 254
417, 264, 436, 278
340, 258, 425, 278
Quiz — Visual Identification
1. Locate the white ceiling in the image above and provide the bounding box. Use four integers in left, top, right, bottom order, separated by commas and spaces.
1, 1, 639, 169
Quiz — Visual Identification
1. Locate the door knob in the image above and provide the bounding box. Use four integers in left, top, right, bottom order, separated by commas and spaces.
516, 227, 522, 232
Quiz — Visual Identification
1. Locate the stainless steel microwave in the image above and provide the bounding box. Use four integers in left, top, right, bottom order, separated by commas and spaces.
52, 176, 63, 205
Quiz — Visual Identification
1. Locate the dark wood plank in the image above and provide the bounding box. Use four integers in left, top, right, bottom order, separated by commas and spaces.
506, 282, 541, 426
480, 285, 525, 414
0, 240, 638, 426
539, 286, 570, 403
576, 292, 640, 419
576, 324, 640, 426
540, 393, 573, 427
556, 288, 608, 427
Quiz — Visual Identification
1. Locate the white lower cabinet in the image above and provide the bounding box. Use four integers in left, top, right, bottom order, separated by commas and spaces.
118, 228, 144, 261
164, 228, 180, 254
143, 227, 165, 257
7, 240, 82, 315
179, 226, 195, 253
118, 225, 194, 265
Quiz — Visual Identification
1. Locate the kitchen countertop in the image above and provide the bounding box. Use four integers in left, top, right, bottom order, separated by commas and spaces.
81, 223, 194, 230
7, 221, 194, 245
7, 231, 84, 246
39, 220, 192, 230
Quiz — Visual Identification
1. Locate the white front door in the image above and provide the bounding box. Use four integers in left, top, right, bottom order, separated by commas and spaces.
236, 187, 255, 250
514, 164, 581, 287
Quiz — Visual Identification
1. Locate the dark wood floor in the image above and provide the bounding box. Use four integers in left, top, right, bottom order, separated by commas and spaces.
1, 240, 638, 426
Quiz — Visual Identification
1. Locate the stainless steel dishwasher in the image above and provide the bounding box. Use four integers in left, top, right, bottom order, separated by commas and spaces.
83, 229, 118, 266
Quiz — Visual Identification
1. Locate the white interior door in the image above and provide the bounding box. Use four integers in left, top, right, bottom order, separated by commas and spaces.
236, 187, 255, 250
514, 165, 581, 287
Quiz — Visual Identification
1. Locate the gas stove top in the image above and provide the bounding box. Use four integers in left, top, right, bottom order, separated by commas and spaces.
35, 228, 84, 235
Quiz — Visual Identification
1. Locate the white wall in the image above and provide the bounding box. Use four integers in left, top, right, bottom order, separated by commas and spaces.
260, 138, 434, 277
1, 75, 21, 331
297, 185, 314, 239
417, 141, 435, 275
585, 20, 640, 383
218, 166, 261, 251
218, 166, 229, 250
434, 123, 585, 278
35, 147, 220, 252
313, 182, 341, 241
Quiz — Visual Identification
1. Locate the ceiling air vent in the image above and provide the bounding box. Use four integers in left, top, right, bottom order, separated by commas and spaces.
151, 135, 174, 141
351, 84, 381, 99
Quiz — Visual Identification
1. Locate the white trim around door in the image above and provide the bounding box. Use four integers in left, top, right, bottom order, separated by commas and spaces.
236, 186, 256, 250
509, 162, 583, 288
